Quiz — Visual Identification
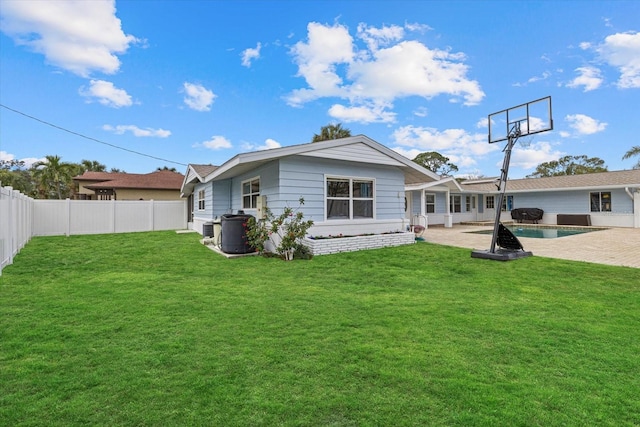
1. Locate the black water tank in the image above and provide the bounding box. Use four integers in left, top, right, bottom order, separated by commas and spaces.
221, 214, 254, 254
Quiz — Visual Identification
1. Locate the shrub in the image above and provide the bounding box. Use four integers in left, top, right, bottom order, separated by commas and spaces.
246, 197, 314, 260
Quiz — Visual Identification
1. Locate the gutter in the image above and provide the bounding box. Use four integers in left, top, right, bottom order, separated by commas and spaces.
625, 187, 638, 200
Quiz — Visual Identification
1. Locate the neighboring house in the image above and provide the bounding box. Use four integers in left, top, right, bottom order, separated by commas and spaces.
181, 135, 440, 238
406, 169, 640, 228
74, 170, 185, 201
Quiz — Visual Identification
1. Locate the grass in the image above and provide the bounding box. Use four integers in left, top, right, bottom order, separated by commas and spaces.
1, 231, 639, 426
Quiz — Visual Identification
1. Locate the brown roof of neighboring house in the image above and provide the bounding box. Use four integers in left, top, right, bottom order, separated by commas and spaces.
461, 169, 640, 192
76, 170, 185, 190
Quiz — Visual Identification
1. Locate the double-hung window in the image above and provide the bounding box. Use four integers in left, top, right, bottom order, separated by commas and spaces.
425, 193, 436, 214
449, 195, 462, 213
198, 189, 205, 210
326, 177, 374, 220
242, 177, 260, 209
590, 192, 611, 212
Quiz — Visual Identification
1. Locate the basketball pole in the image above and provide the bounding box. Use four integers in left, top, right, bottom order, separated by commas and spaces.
489, 123, 521, 253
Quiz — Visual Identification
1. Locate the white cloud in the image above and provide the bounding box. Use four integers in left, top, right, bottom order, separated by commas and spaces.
183, 82, 216, 112
0, 0, 138, 77
596, 31, 640, 89
566, 66, 603, 91
242, 138, 282, 151
102, 124, 171, 138
0, 151, 43, 168
241, 42, 261, 67
565, 114, 607, 135
79, 79, 133, 107
285, 21, 484, 123
195, 136, 232, 150
356, 23, 404, 52
328, 103, 396, 123
511, 141, 565, 170
390, 125, 499, 171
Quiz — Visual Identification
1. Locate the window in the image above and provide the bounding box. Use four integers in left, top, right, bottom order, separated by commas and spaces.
486, 195, 495, 209
466, 196, 471, 212
425, 193, 436, 214
449, 195, 461, 213
590, 192, 611, 212
242, 177, 260, 209
326, 177, 374, 220
198, 189, 205, 210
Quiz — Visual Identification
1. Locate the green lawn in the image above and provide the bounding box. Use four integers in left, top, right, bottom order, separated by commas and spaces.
1, 231, 639, 426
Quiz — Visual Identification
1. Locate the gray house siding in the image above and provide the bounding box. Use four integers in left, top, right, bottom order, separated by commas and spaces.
278, 157, 405, 222
512, 189, 633, 214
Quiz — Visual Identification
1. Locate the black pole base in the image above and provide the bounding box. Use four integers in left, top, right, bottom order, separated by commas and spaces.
471, 249, 533, 261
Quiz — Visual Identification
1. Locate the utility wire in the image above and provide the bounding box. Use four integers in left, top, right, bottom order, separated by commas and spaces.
0, 103, 188, 167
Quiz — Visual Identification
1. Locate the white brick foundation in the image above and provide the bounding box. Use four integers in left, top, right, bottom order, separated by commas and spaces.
303, 232, 415, 255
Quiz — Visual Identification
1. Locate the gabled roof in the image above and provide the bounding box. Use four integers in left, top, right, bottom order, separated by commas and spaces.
77, 170, 184, 190
406, 176, 465, 192
460, 169, 640, 193
196, 135, 439, 186
181, 164, 218, 197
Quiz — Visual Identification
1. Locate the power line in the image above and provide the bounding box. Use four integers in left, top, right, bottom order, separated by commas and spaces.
0, 103, 188, 167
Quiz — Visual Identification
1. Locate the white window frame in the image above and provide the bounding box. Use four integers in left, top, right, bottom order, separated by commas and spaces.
241, 177, 260, 210
325, 175, 375, 220
486, 195, 495, 209
450, 194, 462, 213
198, 189, 205, 210
425, 193, 436, 214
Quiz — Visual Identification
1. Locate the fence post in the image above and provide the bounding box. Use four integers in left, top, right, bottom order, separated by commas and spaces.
8, 186, 15, 269
150, 199, 155, 231
66, 198, 71, 237
112, 199, 117, 233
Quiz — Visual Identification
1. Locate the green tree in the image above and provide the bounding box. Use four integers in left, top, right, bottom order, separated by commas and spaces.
0, 160, 36, 195
79, 159, 107, 173
156, 166, 178, 172
622, 146, 640, 169
412, 152, 459, 177
526, 155, 608, 178
311, 123, 352, 142
31, 155, 76, 199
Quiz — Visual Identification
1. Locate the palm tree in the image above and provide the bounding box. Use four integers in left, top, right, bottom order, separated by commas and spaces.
79, 159, 107, 173
622, 146, 640, 169
311, 123, 352, 142
31, 155, 76, 199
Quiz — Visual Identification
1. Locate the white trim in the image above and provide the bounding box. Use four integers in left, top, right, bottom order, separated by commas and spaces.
324, 175, 376, 221
241, 176, 260, 210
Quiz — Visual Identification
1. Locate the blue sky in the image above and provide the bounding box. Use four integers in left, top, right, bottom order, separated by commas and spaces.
1, 0, 639, 178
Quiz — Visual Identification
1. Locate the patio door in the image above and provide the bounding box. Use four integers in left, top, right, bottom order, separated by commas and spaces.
404, 191, 412, 220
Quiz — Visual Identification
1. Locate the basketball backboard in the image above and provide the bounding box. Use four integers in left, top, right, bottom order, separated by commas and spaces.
488, 96, 552, 143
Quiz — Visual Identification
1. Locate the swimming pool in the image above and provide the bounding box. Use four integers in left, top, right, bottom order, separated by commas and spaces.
467, 225, 607, 239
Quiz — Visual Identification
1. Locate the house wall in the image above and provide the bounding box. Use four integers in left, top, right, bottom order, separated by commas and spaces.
508, 188, 636, 227
193, 156, 410, 237
115, 188, 183, 200
277, 157, 408, 236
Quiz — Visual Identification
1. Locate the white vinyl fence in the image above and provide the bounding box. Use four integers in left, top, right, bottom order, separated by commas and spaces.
1, 185, 33, 276
1, 184, 188, 275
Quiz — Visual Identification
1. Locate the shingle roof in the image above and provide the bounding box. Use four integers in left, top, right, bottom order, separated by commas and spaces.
461, 169, 640, 192
77, 170, 185, 190
190, 164, 218, 178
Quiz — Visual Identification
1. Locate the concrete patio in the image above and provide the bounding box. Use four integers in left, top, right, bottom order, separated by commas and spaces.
419, 224, 640, 269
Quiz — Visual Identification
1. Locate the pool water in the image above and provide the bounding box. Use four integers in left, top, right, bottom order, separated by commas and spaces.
468, 225, 604, 239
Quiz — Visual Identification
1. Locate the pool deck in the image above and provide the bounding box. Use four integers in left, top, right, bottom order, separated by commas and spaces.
419, 224, 640, 269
